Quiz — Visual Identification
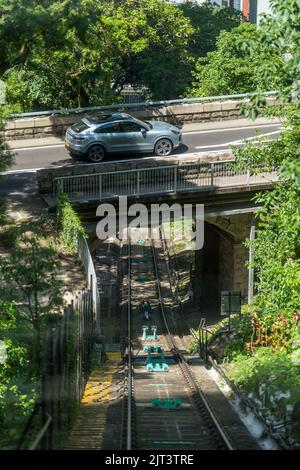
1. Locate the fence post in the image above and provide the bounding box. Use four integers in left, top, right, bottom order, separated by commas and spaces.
137, 170, 140, 197
99, 174, 102, 201
210, 163, 214, 186
174, 166, 177, 192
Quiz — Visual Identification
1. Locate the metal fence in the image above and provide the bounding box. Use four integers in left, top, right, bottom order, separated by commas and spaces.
53, 160, 278, 204
17, 235, 103, 450
78, 234, 101, 334
11, 91, 278, 118
17, 290, 94, 450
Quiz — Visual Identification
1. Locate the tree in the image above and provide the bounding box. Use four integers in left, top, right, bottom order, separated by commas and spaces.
179, 1, 244, 58
0, 106, 14, 173
0, 225, 63, 370
252, 0, 300, 105
232, 0, 300, 118
0, 0, 245, 108
219, 0, 300, 328
0, 0, 194, 108
123, 0, 194, 100
186, 23, 283, 97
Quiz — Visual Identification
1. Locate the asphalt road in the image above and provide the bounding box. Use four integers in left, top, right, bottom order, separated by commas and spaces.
0, 119, 282, 197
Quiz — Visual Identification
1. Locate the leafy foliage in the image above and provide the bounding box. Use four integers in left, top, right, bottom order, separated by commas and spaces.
0, 225, 63, 368
179, 2, 243, 59
227, 348, 300, 445
232, 105, 300, 312
0, 300, 38, 448
0, 0, 196, 108
0, 106, 15, 173
0, 0, 247, 108
57, 192, 86, 254
203, 7, 300, 441
186, 23, 283, 97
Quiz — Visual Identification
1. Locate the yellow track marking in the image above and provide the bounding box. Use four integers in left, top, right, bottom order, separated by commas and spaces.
65, 352, 121, 449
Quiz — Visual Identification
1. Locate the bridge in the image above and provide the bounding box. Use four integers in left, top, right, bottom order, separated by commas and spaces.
35, 152, 278, 309
37, 155, 277, 206
52, 160, 277, 204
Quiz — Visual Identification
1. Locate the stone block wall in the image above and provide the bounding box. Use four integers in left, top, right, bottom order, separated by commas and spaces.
205, 213, 253, 302
3, 97, 277, 140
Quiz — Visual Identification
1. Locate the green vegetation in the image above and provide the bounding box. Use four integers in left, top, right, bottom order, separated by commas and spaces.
186, 23, 283, 97
187, 0, 300, 109
0, 1, 243, 109
0, 195, 86, 448
179, 2, 243, 59
0, 300, 39, 449
57, 192, 86, 255
198, 0, 300, 446
0, 106, 14, 173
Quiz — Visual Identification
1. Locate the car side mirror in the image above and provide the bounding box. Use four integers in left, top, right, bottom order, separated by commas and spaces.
141, 128, 147, 136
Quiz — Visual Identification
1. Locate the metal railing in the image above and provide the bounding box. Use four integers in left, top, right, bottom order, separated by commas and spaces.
53, 160, 278, 203
78, 234, 101, 334
190, 318, 214, 363
11, 91, 278, 119
17, 289, 94, 450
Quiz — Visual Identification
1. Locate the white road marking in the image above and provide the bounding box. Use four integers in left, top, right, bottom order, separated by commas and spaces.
13, 144, 65, 151
195, 130, 280, 149
184, 123, 282, 135
4, 128, 282, 174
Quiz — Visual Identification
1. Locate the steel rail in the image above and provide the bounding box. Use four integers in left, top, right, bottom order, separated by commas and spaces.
150, 230, 234, 450
126, 234, 132, 451
11, 91, 278, 119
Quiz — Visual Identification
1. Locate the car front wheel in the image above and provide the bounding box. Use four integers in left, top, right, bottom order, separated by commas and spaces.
154, 138, 173, 156
87, 144, 106, 163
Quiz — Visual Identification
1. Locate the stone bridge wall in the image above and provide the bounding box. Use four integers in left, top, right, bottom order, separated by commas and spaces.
205, 213, 252, 301
3, 97, 276, 140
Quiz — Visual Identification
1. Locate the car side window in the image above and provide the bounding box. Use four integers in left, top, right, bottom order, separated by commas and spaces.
120, 122, 143, 133
94, 122, 121, 133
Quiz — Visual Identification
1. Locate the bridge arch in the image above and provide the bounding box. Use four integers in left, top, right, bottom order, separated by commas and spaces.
193, 213, 252, 318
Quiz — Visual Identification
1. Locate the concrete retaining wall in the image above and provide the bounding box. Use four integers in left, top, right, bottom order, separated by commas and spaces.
4, 97, 277, 140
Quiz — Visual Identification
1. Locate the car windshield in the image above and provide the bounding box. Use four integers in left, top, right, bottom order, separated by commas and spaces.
134, 118, 152, 130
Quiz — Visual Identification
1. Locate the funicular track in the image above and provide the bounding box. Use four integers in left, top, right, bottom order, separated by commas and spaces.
122, 228, 234, 451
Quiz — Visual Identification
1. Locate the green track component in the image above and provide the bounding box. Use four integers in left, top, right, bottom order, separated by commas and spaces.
143, 346, 162, 353
146, 348, 169, 372
151, 398, 182, 409
142, 325, 157, 341
134, 256, 148, 263
137, 274, 150, 282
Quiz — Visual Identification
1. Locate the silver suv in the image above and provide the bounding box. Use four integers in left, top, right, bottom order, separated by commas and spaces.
65, 112, 182, 162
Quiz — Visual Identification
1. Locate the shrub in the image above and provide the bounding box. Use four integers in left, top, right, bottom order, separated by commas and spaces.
57, 193, 86, 255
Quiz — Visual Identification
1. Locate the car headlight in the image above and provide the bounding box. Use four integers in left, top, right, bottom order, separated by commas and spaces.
171, 130, 181, 136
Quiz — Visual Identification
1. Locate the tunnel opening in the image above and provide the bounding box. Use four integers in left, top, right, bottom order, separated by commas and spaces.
193, 221, 234, 320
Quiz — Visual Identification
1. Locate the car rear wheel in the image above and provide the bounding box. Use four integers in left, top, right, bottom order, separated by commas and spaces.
87, 145, 106, 163
154, 138, 173, 156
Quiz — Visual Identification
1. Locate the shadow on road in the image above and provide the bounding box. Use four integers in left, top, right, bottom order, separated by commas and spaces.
65, 143, 190, 165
